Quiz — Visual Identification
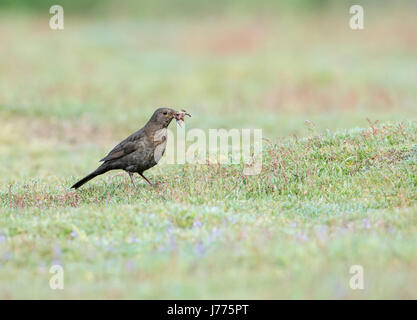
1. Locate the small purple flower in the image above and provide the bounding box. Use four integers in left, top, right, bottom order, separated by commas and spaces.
106, 245, 116, 252
3, 252, 12, 261
290, 221, 297, 228
295, 232, 308, 242
209, 228, 222, 242
0, 235, 6, 243
129, 236, 140, 243
194, 241, 205, 257
227, 216, 235, 223
212, 228, 221, 237
125, 260, 135, 271
169, 235, 177, 252
70, 229, 78, 238
53, 245, 62, 262
166, 224, 174, 234
315, 226, 328, 240
362, 219, 371, 229
193, 219, 202, 228
53, 244, 61, 256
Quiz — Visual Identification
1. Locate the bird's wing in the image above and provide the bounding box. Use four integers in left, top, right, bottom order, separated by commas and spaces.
99, 130, 145, 162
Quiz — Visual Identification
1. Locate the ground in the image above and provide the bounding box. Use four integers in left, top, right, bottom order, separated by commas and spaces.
0, 7, 416, 298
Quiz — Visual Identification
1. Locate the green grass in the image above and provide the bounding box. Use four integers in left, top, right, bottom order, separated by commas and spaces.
1, 121, 416, 299
0, 7, 417, 298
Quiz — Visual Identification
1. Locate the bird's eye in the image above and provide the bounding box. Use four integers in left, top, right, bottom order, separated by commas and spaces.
163, 112, 167, 115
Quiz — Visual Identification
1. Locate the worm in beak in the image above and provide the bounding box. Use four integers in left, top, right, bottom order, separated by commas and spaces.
174, 109, 191, 127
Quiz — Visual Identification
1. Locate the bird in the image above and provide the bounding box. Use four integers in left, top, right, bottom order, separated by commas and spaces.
71, 107, 191, 189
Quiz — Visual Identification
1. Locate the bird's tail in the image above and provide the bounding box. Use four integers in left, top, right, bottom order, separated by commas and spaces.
71, 165, 108, 189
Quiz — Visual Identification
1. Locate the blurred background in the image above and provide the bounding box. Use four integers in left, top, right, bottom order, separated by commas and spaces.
0, 0, 416, 177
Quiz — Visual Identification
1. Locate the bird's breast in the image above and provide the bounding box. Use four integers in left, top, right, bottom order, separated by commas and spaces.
153, 128, 167, 143
153, 128, 168, 163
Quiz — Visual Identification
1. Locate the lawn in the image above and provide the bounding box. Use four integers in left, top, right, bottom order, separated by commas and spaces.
0, 4, 416, 299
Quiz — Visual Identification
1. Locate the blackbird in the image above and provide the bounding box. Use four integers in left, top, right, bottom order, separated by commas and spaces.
71, 108, 191, 189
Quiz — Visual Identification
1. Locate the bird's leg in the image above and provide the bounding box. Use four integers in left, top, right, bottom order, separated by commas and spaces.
128, 172, 137, 188
138, 173, 153, 186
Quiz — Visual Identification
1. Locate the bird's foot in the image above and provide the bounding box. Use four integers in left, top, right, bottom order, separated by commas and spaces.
128, 172, 137, 188
138, 173, 154, 187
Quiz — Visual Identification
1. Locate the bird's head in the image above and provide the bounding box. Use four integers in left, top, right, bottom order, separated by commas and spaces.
148, 107, 191, 129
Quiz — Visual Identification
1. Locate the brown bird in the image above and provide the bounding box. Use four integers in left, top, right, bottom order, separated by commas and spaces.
71, 108, 191, 189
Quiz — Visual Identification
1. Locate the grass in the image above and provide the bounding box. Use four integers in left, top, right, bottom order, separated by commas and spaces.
0, 6, 416, 298
1, 121, 416, 299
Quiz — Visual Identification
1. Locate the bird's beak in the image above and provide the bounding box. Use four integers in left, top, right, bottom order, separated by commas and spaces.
174, 109, 191, 127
